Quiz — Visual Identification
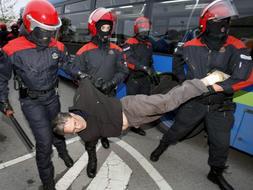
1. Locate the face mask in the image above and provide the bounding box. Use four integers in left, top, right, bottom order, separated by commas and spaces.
96, 20, 113, 42
30, 27, 54, 47
202, 18, 230, 50
137, 31, 150, 41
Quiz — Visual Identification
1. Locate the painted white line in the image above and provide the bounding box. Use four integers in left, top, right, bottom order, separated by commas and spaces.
115, 140, 173, 190
87, 151, 132, 190
56, 144, 102, 190
0, 136, 81, 170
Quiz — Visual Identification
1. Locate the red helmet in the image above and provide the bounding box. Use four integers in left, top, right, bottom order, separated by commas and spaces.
0, 23, 7, 31
88, 7, 116, 36
22, 0, 62, 33
134, 16, 151, 34
199, 0, 238, 34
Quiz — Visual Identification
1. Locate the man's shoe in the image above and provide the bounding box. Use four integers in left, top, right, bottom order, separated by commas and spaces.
43, 180, 56, 190
207, 167, 234, 190
59, 152, 74, 168
150, 141, 169, 162
101, 137, 110, 149
130, 127, 146, 136
87, 159, 97, 178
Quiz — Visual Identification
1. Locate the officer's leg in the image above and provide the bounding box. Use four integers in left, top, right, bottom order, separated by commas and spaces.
205, 110, 235, 190
21, 99, 55, 188
47, 95, 73, 167
127, 77, 147, 136
85, 140, 98, 178
150, 101, 206, 162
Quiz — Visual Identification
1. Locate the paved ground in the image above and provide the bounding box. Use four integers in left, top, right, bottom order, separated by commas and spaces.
0, 78, 252, 190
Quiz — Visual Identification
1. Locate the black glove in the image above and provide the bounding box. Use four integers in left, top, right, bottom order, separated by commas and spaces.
139, 65, 153, 75
93, 77, 106, 91
101, 80, 116, 94
77, 71, 91, 80
0, 100, 14, 117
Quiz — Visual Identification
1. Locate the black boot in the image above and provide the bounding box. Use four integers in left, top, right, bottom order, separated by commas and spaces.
101, 137, 110, 149
150, 141, 169, 162
59, 152, 74, 168
207, 166, 234, 190
130, 127, 146, 136
43, 180, 56, 190
86, 142, 97, 178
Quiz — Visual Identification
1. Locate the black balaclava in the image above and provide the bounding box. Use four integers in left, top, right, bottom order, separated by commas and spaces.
202, 18, 230, 51
28, 27, 54, 48
137, 31, 150, 41
95, 20, 113, 42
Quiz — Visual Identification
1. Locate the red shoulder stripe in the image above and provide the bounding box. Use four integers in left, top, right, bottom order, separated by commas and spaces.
125, 37, 139, 45
232, 69, 253, 91
76, 42, 98, 55
2, 36, 36, 56
109, 43, 122, 52
49, 38, 65, 52
224, 36, 246, 49
184, 38, 205, 47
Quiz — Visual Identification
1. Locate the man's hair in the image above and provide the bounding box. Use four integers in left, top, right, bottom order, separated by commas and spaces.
52, 112, 72, 136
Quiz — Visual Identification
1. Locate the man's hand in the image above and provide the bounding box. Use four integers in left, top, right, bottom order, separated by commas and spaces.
201, 70, 230, 86
0, 101, 14, 117
211, 84, 224, 92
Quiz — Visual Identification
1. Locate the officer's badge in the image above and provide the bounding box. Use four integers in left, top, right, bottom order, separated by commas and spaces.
108, 50, 114, 55
52, 52, 59, 59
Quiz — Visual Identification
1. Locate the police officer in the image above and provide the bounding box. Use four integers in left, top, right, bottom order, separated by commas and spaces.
7, 23, 19, 41
73, 7, 128, 178
0, 23, 9, 47
150, 1, 253, 190
123, 16, 156, 136
0, 1, 81, 189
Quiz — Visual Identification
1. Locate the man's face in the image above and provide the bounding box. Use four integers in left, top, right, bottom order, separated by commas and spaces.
100, 24, 111, 32
63, 113, 86, 134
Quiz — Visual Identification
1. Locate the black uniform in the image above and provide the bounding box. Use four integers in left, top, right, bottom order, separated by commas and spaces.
0, 36, 77, 184
73, 37, 128, 148
123, 36, 154, 95
163, 35, 253, 167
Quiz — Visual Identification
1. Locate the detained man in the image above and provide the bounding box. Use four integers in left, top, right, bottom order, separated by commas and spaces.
52, 70, 228, 177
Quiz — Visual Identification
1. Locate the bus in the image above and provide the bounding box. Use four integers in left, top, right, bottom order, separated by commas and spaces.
49, 0, 253, 155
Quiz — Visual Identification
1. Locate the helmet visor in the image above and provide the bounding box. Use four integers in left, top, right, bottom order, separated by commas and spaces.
201, 0, 239, 21
27, 14, 62, 31
89, 8, 113, 23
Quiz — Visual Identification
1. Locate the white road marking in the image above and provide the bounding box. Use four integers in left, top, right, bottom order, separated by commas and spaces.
114, 139, 173, 190
0, 136, 81, 170
87, 151, 132, 190
56, 144, 102, 190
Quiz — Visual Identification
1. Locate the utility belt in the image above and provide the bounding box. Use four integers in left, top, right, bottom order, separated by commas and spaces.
19, 87, 57, 99
14, 74, 58, 99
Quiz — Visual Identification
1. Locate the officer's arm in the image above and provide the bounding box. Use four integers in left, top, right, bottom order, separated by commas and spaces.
172, 47, 186, 82
0, 51, 12, 101
0, 50, 14, 115
122, 43, 146, 71
216, 48, 253, 92
59, 46, 87, 79
111, 51, 129, 85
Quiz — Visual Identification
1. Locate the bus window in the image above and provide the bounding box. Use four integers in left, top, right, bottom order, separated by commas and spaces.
64, 0, 90, 13
110, 3, 146, 45
151, 0, 213, 54
96, 0, 145, 8
229, 0, 253, 40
